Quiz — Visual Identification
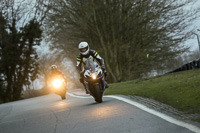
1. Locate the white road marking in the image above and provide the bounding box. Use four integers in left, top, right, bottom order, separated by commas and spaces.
67, 92, 200, 133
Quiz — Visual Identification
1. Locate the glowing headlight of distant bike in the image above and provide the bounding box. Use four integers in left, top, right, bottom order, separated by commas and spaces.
53, 79, 62, 88
91, 73, 97, 79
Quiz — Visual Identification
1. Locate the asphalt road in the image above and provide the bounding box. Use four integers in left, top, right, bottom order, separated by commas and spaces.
0, 92, 199, 133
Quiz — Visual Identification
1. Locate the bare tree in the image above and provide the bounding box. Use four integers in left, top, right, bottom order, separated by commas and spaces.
0, 0, 44, 102
43, 0, 199, 82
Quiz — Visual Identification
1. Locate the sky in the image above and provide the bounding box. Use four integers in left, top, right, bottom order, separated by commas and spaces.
182, 0, 200, 52
10, 0, 200, 53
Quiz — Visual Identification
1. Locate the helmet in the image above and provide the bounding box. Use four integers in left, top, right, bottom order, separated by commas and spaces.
78, 42, 89, 55
51, 65, 57, 70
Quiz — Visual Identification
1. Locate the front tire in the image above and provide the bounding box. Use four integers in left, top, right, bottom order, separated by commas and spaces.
61, 95, 66, 100
60, 89, 66, 100
93, 84, 102, 103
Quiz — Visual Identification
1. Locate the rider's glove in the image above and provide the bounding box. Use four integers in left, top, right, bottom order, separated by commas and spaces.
102, 67, 105, 72
104, 71, 107, 78
102, 67, 107, 78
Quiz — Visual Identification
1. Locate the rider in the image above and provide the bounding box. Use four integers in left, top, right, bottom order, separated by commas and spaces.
76, 42, 108, 94
49, 65, 66, 82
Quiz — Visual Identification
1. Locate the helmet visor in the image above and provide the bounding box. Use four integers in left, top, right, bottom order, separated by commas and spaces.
51, 66, 57, 70
80, 46, 88, 52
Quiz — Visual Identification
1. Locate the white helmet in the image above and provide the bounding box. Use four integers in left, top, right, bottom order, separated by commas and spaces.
51, 65, 57, 70
78, 42, 89, 55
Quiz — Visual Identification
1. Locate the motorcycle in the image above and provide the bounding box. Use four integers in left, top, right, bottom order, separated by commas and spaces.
50, 75, 67, 100
84, 61, 107, 103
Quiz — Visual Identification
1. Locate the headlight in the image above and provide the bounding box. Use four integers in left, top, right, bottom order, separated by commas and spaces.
91, 73, 97, 79
53, 79, 62, 88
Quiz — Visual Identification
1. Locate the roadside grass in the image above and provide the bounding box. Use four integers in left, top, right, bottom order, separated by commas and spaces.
105, 69, 200, 120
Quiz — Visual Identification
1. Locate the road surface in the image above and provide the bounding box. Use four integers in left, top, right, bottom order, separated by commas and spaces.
0, 90, 200, 133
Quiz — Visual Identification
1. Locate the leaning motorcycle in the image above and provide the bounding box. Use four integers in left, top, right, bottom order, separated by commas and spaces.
50, 75, 67, 100
84, 61, 107, 103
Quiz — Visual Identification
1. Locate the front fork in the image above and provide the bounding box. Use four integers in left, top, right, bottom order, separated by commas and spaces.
85, 78, 105, 95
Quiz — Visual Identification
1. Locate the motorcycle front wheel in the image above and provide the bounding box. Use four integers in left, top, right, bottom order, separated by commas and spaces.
60, 89, 67, 100
93, 84, 102, 103
61, 95, 66, 100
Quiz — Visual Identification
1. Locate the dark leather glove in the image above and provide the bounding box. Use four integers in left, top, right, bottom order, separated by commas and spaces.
101, 66, 105, 72
104, 71, 107, 77
102, 67, 107, 78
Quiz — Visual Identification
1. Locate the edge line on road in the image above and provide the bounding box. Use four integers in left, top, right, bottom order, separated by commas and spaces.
67, 93, 200, 133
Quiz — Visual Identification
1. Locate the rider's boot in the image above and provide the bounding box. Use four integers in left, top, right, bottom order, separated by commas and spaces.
103, 80, 109, 88
83, 84, 89, 94
105, 82, 109, 88
85, 88, 89, 94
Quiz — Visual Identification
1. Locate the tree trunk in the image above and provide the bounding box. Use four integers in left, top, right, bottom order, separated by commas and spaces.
92, 3, 118, 82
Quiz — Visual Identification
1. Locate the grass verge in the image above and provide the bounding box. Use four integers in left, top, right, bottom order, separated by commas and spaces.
105, 69, 200, 121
